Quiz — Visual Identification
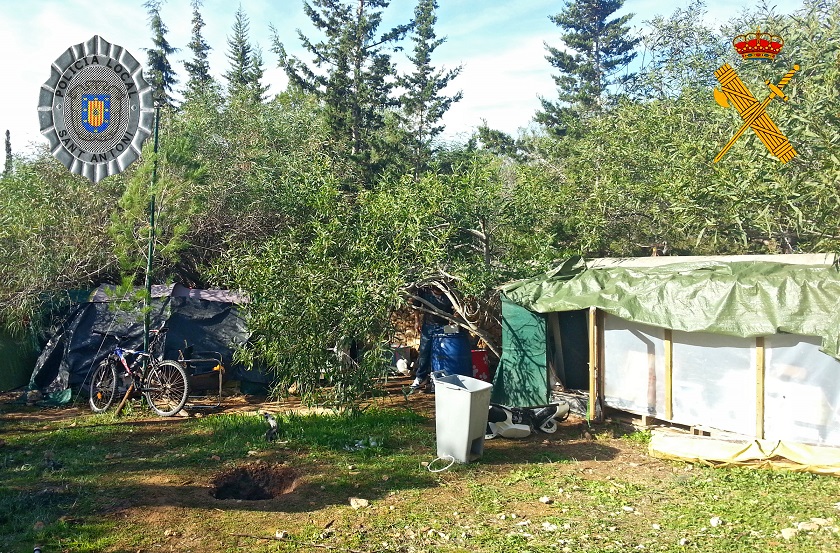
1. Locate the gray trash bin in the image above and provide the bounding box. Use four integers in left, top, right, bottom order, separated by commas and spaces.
433, 372, 493, 463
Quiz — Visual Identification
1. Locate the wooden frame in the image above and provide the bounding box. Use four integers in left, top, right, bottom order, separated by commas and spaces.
588, 307, 603, 422
756, 336, 765, 439
664, 329, 673, 420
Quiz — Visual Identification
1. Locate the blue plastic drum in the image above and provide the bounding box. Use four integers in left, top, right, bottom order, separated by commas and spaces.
431, 332, 472, 377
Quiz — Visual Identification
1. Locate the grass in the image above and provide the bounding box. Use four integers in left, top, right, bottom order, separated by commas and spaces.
2, 400, 840, 552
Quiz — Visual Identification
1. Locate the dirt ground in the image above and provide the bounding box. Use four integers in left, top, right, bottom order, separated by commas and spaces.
0, 376, 663, 553
0, 373, 651, 489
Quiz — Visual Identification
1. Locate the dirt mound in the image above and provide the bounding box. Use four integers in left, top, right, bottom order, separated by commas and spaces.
210, 462, 299, 500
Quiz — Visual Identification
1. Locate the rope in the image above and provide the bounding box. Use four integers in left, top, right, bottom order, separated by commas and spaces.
425, 455, 456, 473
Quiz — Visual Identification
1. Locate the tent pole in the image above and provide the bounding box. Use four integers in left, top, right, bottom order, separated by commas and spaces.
587, 307, 599, 422
143, 105, 161, 368
756, 337, 765, 439
664, 329, 673, 420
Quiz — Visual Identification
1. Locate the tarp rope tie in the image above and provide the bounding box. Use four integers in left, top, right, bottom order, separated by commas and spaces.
426, 455, 455, 472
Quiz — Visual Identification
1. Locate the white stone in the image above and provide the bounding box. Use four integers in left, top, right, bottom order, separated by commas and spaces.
797, 521, 820, 531
780, 528, 798, 540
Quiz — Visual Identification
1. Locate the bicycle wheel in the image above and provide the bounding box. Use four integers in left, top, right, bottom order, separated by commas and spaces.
144, 360, 190, 417
89, 360, 118, 413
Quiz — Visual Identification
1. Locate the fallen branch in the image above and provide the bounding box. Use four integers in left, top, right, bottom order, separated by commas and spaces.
406, 293, 500, 358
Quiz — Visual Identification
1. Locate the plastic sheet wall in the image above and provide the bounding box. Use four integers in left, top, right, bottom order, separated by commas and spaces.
602, 313, 840, 447
670, 331, 756, 436
765, 334, 840, 446
602, 316, 666, 416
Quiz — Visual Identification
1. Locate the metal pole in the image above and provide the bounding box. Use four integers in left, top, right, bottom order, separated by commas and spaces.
143, 105, 161, 366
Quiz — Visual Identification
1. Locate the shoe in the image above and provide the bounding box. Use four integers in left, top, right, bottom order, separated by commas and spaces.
407, 376, 430, 395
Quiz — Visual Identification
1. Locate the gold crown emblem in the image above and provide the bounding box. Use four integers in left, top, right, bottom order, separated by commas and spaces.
733, 28, 784, 60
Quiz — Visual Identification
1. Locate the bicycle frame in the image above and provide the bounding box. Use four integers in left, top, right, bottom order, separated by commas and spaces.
102, 328, 166, 390
89, 325, 190, 417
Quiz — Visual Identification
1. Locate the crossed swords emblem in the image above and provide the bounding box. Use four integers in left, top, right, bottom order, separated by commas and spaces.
713, 64, 799, 163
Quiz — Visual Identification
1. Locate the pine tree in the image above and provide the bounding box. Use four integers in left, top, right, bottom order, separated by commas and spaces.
400, 0, 462, 178
3, 130, 11, 175
248, 47, 270, 102
537, 0, 639, 134
143, 0, 179, 106
224, 5, 251, 92
184, 0, 213, 96
272, 0, 410, 181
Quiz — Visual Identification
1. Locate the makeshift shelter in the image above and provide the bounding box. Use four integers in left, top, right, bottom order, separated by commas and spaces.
494, 254, 840, 449
28, 284, 264, 396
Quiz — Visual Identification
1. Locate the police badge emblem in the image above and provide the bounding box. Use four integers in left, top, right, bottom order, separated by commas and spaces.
82, 94, 110, 133
37, 35, 154, 182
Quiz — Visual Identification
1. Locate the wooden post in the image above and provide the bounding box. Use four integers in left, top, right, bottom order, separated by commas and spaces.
115, 384, 134, 417
143, 105, 161, 373
756, 336, 765, 439
588, 307, 598, 422
664, 328, 673, 420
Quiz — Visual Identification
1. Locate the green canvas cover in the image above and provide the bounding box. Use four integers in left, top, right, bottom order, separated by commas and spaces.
501, 256, 840, 360
492, 297, 549, 406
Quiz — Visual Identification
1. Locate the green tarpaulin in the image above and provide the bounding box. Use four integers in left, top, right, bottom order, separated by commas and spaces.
501, 255, 840, 360
491, 297, 548, 406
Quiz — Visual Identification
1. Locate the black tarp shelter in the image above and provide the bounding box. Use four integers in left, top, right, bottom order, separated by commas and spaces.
28, 284, 265, 395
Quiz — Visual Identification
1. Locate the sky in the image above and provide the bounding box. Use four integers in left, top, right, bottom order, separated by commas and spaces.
1, 0, 806, 155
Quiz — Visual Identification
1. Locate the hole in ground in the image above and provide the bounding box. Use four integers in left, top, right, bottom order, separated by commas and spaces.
210, 462, 299, 500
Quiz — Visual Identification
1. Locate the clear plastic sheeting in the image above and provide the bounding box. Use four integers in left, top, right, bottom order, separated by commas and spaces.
602, 315, 666, 417
765, 334, 840, 447
671, 331, 756, 436
649, 429, 840, 475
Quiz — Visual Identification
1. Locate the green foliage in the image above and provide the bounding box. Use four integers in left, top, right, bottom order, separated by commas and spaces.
5, 0, 840, 411
223, 5, 267, 102
183, 0, 213, 96
143, 0, 179, 106
399, 0, 463, 178
632, 0, 729, 99
3, 129, 10, 175
526, 0, 840, 256
273, 0, 411, 183
0, 153, 117, 333
538, 0, 640, 134
108, 109, 199, 283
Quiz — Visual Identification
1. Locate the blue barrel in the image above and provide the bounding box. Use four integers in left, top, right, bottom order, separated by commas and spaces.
431, 332, 472, 377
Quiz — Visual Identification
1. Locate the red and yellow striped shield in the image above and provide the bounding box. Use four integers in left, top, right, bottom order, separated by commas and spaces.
81, 94, 111, 133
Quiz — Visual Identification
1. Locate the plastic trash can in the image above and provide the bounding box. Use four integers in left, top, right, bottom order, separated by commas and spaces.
433, 373, 493, 463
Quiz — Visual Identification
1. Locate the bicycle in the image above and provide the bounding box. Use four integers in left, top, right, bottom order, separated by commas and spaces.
88, 325, 190, 417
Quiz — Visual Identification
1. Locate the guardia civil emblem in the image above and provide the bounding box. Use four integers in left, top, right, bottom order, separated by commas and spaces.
38, 35, 154, 182
712, 29, 799, 164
